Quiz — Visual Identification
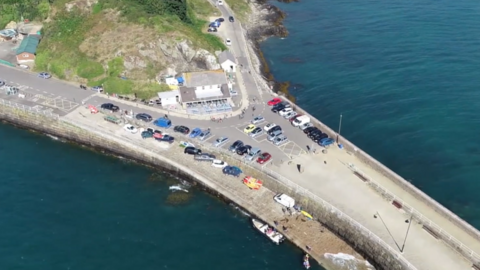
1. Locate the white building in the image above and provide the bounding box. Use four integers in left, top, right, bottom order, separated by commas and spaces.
218, 51, 236, 73
157, 90, 180, 106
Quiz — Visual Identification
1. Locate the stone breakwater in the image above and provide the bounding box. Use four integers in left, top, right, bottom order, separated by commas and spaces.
0, 100, 412, 270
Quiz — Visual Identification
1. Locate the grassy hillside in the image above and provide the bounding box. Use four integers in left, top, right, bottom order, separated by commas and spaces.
0, 0, 226, 99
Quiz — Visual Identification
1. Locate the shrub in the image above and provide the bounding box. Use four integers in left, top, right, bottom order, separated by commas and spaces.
77, 60, 104, 79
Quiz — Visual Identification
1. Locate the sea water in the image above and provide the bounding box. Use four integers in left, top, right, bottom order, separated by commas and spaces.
0, 123, 329, 270
261, 0, 480, 228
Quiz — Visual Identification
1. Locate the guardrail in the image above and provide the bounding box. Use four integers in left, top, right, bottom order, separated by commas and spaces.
0, 98, 60, 119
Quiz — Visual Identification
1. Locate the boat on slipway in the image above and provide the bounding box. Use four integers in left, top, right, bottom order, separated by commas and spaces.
251, 219, 285, 244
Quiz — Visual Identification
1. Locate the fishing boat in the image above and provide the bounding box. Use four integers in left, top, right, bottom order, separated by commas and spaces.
251, 219, 285, 244
303, 254, 311, 269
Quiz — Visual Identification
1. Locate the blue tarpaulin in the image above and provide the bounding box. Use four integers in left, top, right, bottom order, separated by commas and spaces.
176, 77, 184, 84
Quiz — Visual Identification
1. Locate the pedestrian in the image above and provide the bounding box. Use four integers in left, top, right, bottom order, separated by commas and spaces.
306, 245, 311, 251
282, 208, 286, 214
274, 221, 278, 227
306, 145, 311, 152
324, 161, 327, 165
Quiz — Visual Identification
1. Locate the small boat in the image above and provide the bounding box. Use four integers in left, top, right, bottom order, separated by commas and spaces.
301, 210, 313, 220
303, 254, 311, 269
251, 219, 285, 244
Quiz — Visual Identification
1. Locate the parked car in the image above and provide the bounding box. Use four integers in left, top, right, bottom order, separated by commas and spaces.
267, 126, 282, 136
236, 145, 252, 156
38, 72, 51, 79
304, 127, 318, 135
245, 147, 261, 162
156, 135, 175, 143
267, 130, 283, 142
243, 124, 256, 133
283, 111, 297, 119
319, 138, 335, 147
0, 80, 5, 87
225, 38, 232, 46
174, 125, 190, 134
101, 103, 119, 112
262, 124, 276, 133
299, 122, 314, 130
251, 116, 265, 124
190, 128, 202, 138
194, 153, 216, 162
229, 140, 244, 152
153, 117, 172, 128
124, 124, 138, 134
198, 129, 212, 141
91, 85, 104, 92
135, 113, 152, 122
271, 103, 291, 113
289, 114, 302, 122
223, 166, 242, 177
257, 152, 272, 164
309, 130, 323, 139
313, 133, 328, 142
273, 135, 288, 146
213, 137, 229, 147
212, 159, 228, 168
184, 146, 202, 155
141, 130, 154, 139
279, 108, 293, 116
267, 98, 282, 106
229, 16, 234, 22
208, 27, 217, 32
216, 18, 225, 22
249, 127, 264, 138
274, 194, 295, 208
179, 141, 195, 148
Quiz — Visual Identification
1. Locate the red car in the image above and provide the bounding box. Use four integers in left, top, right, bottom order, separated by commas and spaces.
257, 152, 272, 164
267, 98, 282, 106
290, 114, 303, 122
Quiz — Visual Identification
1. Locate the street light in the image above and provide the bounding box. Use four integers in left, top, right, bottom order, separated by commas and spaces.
336, 113, 343, 143
374, 212, 413, 253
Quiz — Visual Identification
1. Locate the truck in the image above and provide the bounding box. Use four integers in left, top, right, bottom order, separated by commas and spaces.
153, 117, 172, 128
292, 115, 311, 127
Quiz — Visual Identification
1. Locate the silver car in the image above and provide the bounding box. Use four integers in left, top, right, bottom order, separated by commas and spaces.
213, 136, 229, 147
198, 130, 212, 141
273, 135, 288, 146
245, 147, 261, 162
267, 130, 283, 141
299, 122, 313, 130
283, 111, 298, 119
251, 116, 265, 125
249, 127, 264, 138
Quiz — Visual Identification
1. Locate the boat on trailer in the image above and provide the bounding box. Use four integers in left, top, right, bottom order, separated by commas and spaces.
251, 219, 285, 244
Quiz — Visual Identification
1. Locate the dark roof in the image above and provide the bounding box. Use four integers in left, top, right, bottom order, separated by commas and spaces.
180, 84, 231, 103
218, 51, 235, 64
16, 35, 40, 55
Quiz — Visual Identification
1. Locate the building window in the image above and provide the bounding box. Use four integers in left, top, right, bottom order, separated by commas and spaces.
23, 54, 29, 57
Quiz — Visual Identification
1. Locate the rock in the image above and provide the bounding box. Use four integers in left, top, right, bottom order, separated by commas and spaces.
177, 40, 196, 62
195, 49, 220, 70
5, 21, 17, 30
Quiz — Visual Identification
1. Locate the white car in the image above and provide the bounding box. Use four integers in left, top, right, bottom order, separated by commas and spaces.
273, 134, 288, 146
124, 124, 138, 134
278, 108, 293, 116
225, 38, 232, 46
211, 159, 228, 168
217, 0, 224, 5
179, 141, 195, 148
251, 116, 265, 124
264, 123, 277, 132
283, 111, 297, 119
299, 122, 313, 130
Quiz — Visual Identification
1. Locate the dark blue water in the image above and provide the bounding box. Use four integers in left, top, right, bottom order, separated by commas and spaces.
0, 124, 322, 270
261, 0, 480, 227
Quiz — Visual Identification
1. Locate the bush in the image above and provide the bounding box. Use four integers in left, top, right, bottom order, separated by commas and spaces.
103, 77, 134, 95
107, 57, 124, 77
77, 60, 104, 79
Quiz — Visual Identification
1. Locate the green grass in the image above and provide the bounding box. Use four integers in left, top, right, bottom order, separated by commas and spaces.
77, 60, 104, 79
224, 0, 250, 22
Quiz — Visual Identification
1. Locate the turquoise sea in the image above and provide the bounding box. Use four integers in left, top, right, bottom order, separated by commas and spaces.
262, 0, 480, 228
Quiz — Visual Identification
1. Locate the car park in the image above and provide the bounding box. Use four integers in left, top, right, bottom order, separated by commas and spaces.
212, 159, 228, 168
229, 16, 234, 22
225, 38, 232, 46
251, 116, 265, 124
267, 98, 282, 106
245, 147, 261, 162
174, 125, 190, 134
194, 153, 216, 162
198, 129, 212, 141
273, 135, 288, 146
273, 194, 295, 208
38, 72, 51, 79
283, 111, 297, 119
243, 124, 256, 133
257, 152, 272, 164
135, 113, 152, 122
190, 128, 202, 138
229, 140, 244, 152
236, 145, 252, 156
249, 127, 264, 138
264, 123, 277, 132
319, 138, 335, 147
124, 124, 138, 134
223, 166, 242, 177
184, 146, 202, 155
101, 103, 119, 112
299, 122, 314, 130
279, 108, 293, 116
213, 137, 229, 147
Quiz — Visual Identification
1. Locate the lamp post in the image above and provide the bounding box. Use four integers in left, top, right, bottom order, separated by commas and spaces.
374, 212, 413, 253
336, 113, 343, 143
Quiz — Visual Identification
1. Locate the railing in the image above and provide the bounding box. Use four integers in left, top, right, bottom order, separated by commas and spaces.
0, 98, 60, 119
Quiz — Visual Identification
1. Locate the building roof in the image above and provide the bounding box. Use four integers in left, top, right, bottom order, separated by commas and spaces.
0, 29, 17, 38
157, 90, 180, 99
218, 51, 236, 64
183, 70, 227, 88
16, 35, 40, 55
180, 84, 231, 103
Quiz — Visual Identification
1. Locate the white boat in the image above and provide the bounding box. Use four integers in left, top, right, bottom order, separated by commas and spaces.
251, 219, 285, 244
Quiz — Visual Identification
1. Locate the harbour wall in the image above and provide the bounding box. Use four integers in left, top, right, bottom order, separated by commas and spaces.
0, 100, 410, 270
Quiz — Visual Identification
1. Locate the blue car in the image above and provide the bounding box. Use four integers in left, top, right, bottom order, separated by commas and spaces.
222, 166, 242, 177
319, 138, 335, 147
190, 128, 202, 138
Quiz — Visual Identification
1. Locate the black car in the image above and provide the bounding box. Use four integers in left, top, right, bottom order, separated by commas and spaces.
229, 140, 244, 152
308, 130, 323, 139
229, 16, 234, 22
156, 135, 175, 143
271, 104, 285, 113
303, 126, 317, 134
101, 103, 119, 112
174, 125, 190, 134
236, 145, 252, 156
313, 133, 328, 142
194, 153, 216, 162
267, 126, 282, 136
184, 146, 202, 155
135, 113, 152, 122
216, 18, 225, 22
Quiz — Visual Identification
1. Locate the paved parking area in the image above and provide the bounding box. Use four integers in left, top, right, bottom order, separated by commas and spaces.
0, 41, 18, 64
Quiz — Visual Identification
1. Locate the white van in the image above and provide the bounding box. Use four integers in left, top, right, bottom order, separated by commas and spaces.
292, 115, 311, 127
273, 194, 295, 208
